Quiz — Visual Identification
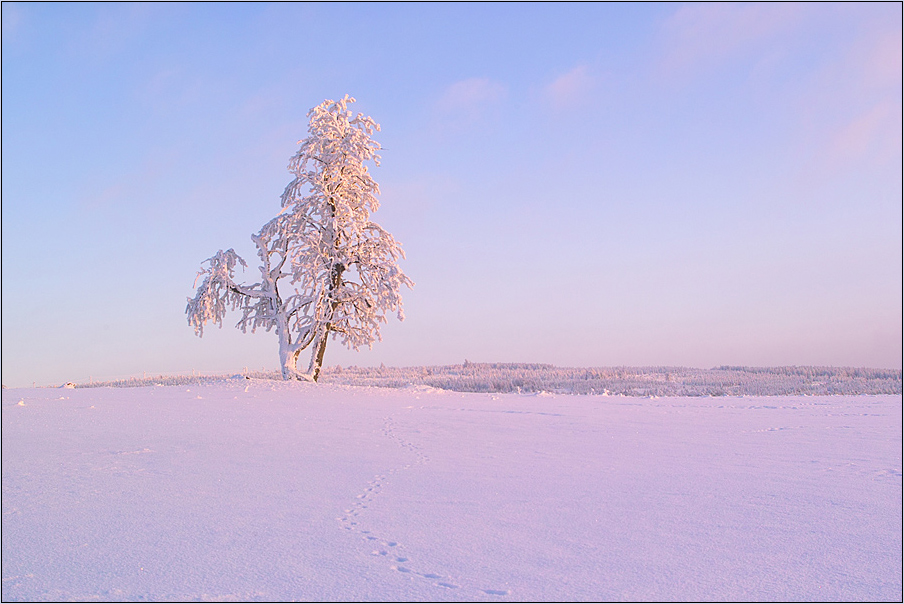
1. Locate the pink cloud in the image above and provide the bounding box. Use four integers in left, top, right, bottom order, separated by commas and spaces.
435, 78, 507, 121
795, 12, 903, 173
1, 3, 24, 39
544, 66, 594, 110
861, 29, 903, 90
658, 3, 804, 77
828, 100, 900, 166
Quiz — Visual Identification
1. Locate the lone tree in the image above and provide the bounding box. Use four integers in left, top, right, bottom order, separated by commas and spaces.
186, 95, 413, 381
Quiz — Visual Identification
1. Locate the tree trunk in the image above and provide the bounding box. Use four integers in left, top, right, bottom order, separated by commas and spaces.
308, 261, 344, 382
280, 346, 303, 380
310, 330, 329, 382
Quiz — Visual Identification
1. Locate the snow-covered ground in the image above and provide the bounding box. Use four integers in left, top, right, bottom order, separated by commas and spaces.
3, 381, 901, 602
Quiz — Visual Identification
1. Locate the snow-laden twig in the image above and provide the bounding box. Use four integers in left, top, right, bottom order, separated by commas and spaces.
186, 96, 412, 381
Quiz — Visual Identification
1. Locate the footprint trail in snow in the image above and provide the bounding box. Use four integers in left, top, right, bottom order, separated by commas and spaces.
336, 415, 510, 597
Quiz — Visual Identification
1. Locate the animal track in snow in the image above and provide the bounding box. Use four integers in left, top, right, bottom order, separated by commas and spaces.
388, 563, 461, 589
337, 416, 478, 594
380, 417, 431, 466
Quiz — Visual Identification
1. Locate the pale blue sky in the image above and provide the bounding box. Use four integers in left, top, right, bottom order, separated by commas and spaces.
2, 2, 901, 386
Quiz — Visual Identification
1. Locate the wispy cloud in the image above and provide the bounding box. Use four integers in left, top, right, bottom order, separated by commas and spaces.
827, 101, 898, 165
80, 3, 167, 62
544, 65, 594, 111
1, 2, 24, 41
434, 77, 507, 128
658, 3, 804, 78
801, 16, 902, 174
657, 3, 902, 177
78, 156, 169, 213
860, 28, 903, 91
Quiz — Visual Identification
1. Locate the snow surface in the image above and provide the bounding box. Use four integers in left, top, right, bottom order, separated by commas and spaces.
3, 381, 901, 602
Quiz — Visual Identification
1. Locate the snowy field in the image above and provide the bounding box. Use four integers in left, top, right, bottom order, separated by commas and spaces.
2, 381, 901, 602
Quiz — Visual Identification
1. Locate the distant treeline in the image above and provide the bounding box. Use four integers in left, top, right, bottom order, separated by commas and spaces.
73, 364, 901, 396
319, 363, 902, 396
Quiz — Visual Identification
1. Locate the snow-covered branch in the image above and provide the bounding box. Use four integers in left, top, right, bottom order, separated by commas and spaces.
187, 95, 412, 381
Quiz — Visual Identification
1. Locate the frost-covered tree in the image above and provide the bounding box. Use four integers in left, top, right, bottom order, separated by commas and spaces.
186, 95, 413, 381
